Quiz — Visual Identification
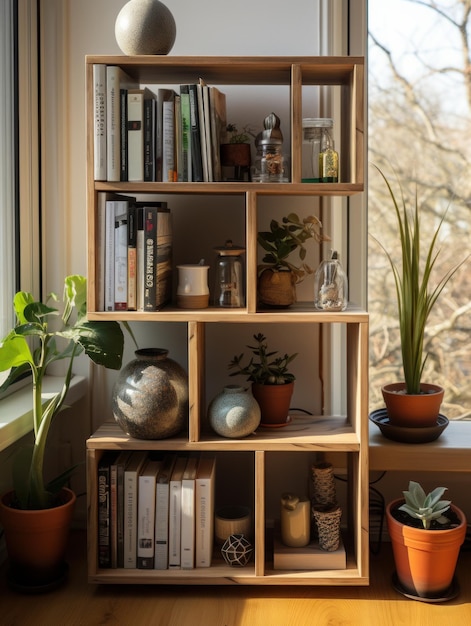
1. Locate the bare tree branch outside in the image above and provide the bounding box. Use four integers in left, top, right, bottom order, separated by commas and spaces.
368, 0, 471, 419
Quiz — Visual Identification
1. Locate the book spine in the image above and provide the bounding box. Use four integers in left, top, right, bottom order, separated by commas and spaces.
156, 210, 172, 309
110, 462, 118, 568
136, 207, 145, 311
120, 88, 128, 181
181, 478, 196, 568
127, 204, 137, 311
104, 201, 115, 311
123, 452, 147, 569
143, 98, 156, 181
162, 98, 175, 182
195, 457, 216, 568
93, 64, 107, 181
114, 206, 128, 311
180, 87, 192, 182
188, 84, 203, 182
98, 457, 112, 568
143, 207, 157, 311
154, 480, 170, 570
127, 91, 144, 182
137, 472, 156, 569
106, 66, 120, 182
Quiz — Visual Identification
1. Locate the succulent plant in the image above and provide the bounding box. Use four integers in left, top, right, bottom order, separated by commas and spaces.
398, 481, 451, 530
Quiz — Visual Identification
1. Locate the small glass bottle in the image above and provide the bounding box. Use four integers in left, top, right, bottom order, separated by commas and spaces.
314, 250, 348, 311
302, 118, 334, 182
318, 129, 339, 183
252, 137, 287, 182
213, 240, 245, 307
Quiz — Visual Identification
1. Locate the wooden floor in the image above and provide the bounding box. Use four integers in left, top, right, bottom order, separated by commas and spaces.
1, 531, 471, 626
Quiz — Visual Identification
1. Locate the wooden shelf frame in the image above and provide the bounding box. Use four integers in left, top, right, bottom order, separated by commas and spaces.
85, 55, 368, 587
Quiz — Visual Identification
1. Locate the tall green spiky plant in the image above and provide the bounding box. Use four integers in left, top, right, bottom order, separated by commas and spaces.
0, 275, 127, 510
373, 166, 468, 395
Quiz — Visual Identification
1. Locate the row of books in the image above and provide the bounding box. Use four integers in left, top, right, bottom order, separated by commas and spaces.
97, 192, 172, 312
93, 64, 227, 183
98, 451, 216, 570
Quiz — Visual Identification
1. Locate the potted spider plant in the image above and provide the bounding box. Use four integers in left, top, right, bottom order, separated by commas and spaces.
0, 275, 128, 590
372, 166, 468, 427
386, 481, 466, 600
228, 332, 297, 426
257, 212, 329, 308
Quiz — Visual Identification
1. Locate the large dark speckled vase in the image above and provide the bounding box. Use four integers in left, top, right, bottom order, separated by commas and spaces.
112, 348, 189, 439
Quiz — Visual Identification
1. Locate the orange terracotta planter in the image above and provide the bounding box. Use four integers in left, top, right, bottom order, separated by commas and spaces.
382, 382, 444, 427
252, 382, 294, 426
0, 488, 76, 588
386, 498, 466, 598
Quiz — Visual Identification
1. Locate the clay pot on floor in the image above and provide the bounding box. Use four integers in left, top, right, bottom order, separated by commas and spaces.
0, 488, 76, 590
386, 498, 466, 599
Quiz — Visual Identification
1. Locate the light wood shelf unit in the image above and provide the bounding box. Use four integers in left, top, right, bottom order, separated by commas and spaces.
85, 55, 368, 586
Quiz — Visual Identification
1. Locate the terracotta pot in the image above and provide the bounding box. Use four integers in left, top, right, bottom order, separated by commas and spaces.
257, 267, 296, 308
386, 498, 466, 598
0, 488, 76, 589
382, 382, 444, 427
220, 143, 251, 167
252, 381, 294, 425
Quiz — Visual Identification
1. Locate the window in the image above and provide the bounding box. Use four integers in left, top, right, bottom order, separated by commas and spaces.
0, 0, 40, 397
0, 0, 18, 341
368, 0, 471, 420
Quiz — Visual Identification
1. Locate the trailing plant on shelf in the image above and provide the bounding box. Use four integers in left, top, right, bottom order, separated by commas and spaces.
0, 275, 128, 510
258, 212, 330, 283
228, 333, 297, 385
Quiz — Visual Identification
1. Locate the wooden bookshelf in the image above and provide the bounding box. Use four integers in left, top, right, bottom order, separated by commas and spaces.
85, 55, 368, 586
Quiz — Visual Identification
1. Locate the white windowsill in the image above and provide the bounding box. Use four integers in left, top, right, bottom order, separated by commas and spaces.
0, 375, 87, 453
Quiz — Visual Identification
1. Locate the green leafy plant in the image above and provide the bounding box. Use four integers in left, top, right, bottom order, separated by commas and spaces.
225, 123, 256, 144
399, 481, 451, 530
0, 275, 128, 510
372, 166, 468, 394
228, 333, 297, 385
258, 212, 330, 283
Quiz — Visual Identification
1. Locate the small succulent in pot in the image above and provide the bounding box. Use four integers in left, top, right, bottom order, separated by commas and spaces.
398, 481, 451, 530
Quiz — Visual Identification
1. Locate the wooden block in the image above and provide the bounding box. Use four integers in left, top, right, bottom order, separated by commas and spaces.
273, 536, 346, 571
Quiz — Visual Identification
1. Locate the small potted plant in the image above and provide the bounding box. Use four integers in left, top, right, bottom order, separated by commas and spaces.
220, 123, 255, 180
372, 166, 468, 428
257, 212, 329, 307
0, 275, 128, 589
228, 332, 297, 426
386, 481, 466, 600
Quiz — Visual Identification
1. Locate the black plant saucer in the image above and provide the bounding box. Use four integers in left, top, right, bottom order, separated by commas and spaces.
369, 408, 449, 443
392, 572, 460, 603
6, 562, 69, 594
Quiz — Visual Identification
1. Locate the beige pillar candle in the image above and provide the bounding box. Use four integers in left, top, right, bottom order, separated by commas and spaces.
280, 493, 310, 548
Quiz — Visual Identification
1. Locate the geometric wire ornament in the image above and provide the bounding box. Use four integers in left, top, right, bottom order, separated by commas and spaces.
221, 534, 253, 567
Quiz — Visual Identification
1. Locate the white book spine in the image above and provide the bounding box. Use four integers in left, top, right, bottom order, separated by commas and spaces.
104, 201, 115, 311
93, 64, 107, 181
137, 466, 158, 569
114, 206, 127, 311
180, 456, 198, 569
162, 99, 175, 182
127, 91, 144, 182
106, 66, 120, 182
154, 481, 170, 570
195, 457, 215, 568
